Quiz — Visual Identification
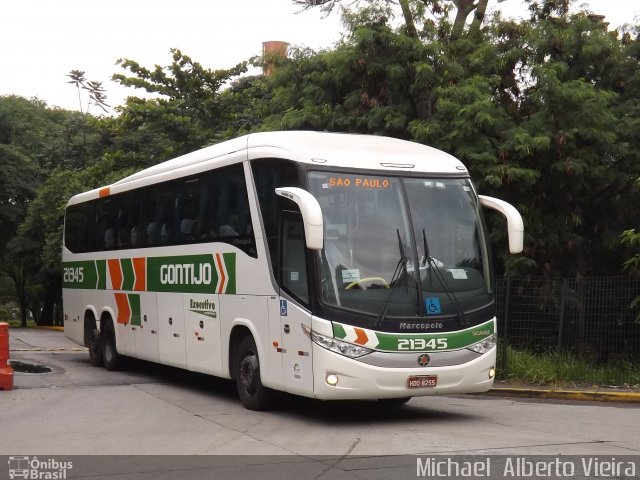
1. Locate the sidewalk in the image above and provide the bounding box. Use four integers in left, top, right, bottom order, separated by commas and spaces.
483, 380, 640, 403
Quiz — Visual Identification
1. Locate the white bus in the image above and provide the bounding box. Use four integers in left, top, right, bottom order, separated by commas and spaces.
63, 131, 523, 410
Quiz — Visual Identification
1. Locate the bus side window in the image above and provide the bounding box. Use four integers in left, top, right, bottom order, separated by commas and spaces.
178, 178, 200, 243
211, 164, 257, 257
280, 212, 309, 305
96, 199, 116, 250
251, 158, 303, 277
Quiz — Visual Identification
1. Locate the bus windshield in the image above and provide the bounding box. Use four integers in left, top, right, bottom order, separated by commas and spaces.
308, 171, 492, 322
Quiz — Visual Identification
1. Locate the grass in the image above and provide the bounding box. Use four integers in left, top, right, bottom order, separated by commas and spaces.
499, 346, 640, 388
2, 318, 37, 328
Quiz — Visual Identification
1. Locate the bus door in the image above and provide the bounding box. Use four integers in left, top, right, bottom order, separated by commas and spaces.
136, 293, 159, 362
185, 293, 222, 375
278, 211, 314, 396
158, 293, 186, 368
119, 292, 158, 361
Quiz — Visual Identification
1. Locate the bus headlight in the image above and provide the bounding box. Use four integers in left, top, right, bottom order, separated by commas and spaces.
467, 334, 497, 354
302, 324, 372, 359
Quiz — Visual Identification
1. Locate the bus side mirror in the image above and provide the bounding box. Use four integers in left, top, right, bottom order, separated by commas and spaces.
275, 187, 324, 250
479, 195, 524, 254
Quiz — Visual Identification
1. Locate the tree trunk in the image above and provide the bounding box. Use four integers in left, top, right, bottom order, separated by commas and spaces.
470, 0, 490, 32
37, 273, 61, 327
399, 0, 418, 38
451, 0, 476, 38
5, 260, 28, 327
39, 294, 55, 326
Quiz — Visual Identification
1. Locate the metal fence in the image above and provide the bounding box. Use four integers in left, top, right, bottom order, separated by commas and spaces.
494, 276, 640, 387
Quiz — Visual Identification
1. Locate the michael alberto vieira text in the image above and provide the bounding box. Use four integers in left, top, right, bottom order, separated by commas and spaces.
416, 457, 637, 477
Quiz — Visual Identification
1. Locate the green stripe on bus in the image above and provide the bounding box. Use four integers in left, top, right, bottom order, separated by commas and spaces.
62, 261, 97, 289
65, 252, 238, 295
373, 320, 494, 352
333, 323, 347, 340
128, 294, 141, 326
121, 258, 135, 291
96, 260, 106, 290
331, 319, 494, 352
223, 253, 236, 294
147, 254, 217, 294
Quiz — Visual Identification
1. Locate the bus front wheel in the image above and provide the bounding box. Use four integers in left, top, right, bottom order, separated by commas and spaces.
235, 336, 274, 411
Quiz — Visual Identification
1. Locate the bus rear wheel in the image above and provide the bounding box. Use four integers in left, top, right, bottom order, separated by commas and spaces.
88, 325, 103, 367
378, 397, 412, 406
101, 320, 123, 371
235, 336, 274, 411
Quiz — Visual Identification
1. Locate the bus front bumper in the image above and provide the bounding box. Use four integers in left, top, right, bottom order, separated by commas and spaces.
312, 344, 496, 400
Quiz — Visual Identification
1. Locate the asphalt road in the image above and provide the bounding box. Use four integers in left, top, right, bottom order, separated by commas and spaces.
1, 329, 639, 479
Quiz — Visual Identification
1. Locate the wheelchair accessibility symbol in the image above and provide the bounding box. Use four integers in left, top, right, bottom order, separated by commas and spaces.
425, 297, 441, 315
280, 299, 288, 317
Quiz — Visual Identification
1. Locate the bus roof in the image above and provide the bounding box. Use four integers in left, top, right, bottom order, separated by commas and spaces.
68, 131, 467, 205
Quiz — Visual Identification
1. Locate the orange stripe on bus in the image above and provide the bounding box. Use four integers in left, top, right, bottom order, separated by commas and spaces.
353, 327, 368, 345
114, 293, 130, 325
99, 187, 110, 197
215, 253, 226, 294
132, 257, 146, 291
108, 259, 123, 290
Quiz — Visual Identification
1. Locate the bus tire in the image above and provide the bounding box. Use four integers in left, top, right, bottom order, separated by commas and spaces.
101, 320, 123, 371
85, 315, 102, 367
235, 335, 274, 411
378, 397, 412, 406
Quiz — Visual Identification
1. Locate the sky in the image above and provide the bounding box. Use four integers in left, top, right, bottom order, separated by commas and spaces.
1, 0, 638, 114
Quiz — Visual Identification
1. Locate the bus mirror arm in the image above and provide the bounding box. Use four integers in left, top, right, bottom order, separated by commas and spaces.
275, 187, 324, 250
478, 195, 524, 254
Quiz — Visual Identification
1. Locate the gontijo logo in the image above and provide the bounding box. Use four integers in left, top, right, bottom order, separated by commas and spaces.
160, 263, 212, 285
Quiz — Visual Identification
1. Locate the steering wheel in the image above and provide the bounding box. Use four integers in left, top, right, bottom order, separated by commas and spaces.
345, 277, 390, 290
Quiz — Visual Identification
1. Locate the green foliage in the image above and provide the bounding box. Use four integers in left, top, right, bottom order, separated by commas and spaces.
621, 229, 640, 274
112, 49, 250, 161
3, 0, 640, 324
502, 347, 640, 387
265, 2, 640, 276
621, 228, 640, 317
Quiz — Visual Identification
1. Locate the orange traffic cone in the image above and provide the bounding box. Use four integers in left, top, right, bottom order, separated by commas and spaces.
0, 322, 14, 391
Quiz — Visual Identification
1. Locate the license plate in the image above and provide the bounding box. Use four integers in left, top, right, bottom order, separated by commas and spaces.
407, 375, 437, 388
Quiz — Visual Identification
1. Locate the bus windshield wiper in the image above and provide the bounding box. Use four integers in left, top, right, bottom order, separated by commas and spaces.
422, 229, 467, 327
374, 229, 409, 329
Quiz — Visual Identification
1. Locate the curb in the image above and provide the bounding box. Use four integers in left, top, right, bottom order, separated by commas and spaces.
10, 348, 87, 352
37, 326, 64, 331
484, 387, 640, 403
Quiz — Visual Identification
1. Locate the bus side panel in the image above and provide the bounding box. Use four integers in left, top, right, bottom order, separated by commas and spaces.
136, 292, 159, 362
219, 295, 270, 385
157, 293, 187, 368
63, 288, 85, 346
185, 293, 222, 375
279, 299, 314, 397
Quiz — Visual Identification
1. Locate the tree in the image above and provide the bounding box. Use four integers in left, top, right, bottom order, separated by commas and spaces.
621, 226, 640, 319
270, 0, 640, 276
66, 70, 110, 115
0, 94, 111, 324
111, 49, 249, 162
292, 0, 491, 38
